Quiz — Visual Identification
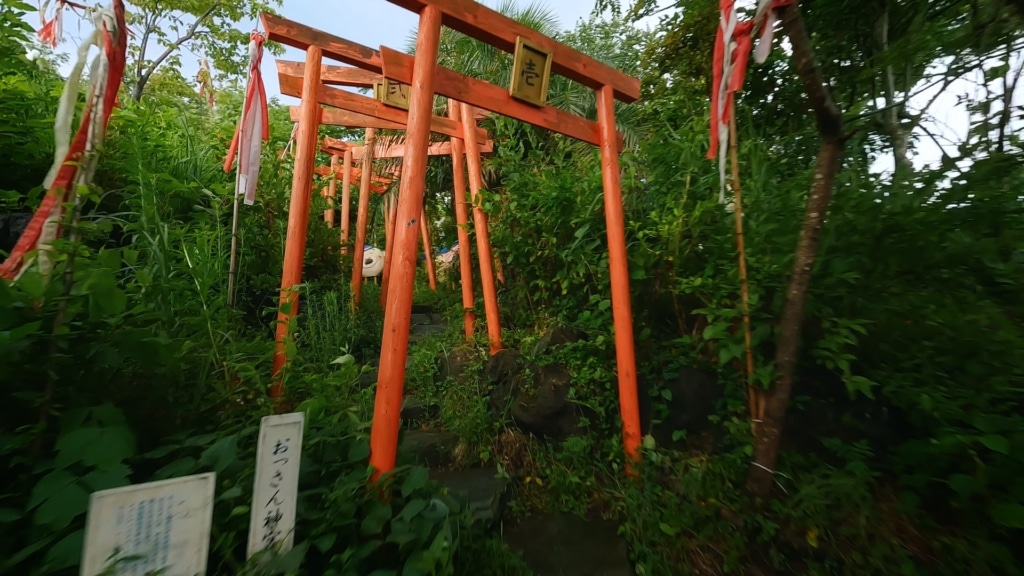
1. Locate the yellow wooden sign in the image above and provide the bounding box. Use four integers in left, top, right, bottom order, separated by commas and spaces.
509, 36, 552, 107
379, 78, 411, 110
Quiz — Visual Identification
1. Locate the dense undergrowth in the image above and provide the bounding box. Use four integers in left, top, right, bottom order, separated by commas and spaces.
2, 0, 1024, 574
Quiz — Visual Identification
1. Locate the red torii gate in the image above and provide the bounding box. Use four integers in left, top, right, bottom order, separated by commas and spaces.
262, 0, 641, 477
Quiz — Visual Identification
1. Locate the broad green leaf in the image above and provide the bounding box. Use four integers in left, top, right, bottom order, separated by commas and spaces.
315, 533, 337, 553
44, 529, 84, 571
81, 464, 131, 492
979, 435, 1010, 455
199, 434, 238, 473
28, 469, 76, 510
361, 501, 393, 535
82, 427, 136, 469
402, 467, 430, 497
34, 482, 89, 528
55, 427, 103, 468
989, 503, 1024, 528
399, 499, 428, 521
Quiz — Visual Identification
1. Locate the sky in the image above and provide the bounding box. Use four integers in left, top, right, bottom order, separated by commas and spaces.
35, 0, 604, 107
22, 0, 1018, 178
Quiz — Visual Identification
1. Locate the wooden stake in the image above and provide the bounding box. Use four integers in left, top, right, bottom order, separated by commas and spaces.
271, 46, 322, 396
596, 84, 641, 465
380, 193, 396, 307
369, 5, 442, 479
448, 101, 476, 340
340, 150, 353, 256
420, 206, 438, 291
729, 110, 762, 425
350, 128, 376, 310
460, 103, 503, 354
227, 188, 242, 307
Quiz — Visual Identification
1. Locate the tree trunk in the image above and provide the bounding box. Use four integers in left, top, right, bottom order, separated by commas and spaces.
747, 1, 846, 499
875, 8, 913, 185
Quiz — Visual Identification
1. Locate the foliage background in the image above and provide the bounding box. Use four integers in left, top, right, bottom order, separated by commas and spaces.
1, 0, 1023, 574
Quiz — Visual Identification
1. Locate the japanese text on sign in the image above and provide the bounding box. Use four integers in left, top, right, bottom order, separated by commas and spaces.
379, 78, 411, 110
247, 412, 304, 559
509, 36, 552, 107
80, 473, 216, 576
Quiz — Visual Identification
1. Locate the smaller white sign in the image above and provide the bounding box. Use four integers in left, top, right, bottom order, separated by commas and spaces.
80, 473, 216, 576
247, 412, 305, 559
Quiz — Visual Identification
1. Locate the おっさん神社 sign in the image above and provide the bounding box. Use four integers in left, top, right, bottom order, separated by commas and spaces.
247, 412, 305, 559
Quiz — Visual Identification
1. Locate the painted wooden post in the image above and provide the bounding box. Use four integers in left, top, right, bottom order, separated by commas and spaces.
369, 5, 442, 478
460, 103, 503, 354
596, 84, 641, 462
350, 128, 376, 309
340, 149, 353, 255
271, 46, 322, 395
380, 194, 395, 307
420, 206, 437, 291
448, 102, 476, 340
327, 154, 339, 219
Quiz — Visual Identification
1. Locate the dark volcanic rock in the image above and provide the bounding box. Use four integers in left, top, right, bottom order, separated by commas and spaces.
487, 349, 579, 439
641, 366, 721, 448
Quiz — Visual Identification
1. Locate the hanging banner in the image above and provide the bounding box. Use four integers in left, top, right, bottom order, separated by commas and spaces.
80, 473, 217, 576
247, 412, 305, 558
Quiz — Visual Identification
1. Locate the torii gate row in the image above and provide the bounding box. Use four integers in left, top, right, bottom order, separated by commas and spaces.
279, 62, 503, 338
320, 134, 496, 304
262, 0, 641, 479
283, 71, 498, 319
274, 61, 492, 321
315, 133, 491, 301
270, 52, 503, 386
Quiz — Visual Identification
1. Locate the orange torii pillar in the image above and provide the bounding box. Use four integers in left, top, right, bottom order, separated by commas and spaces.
370, 5, 442, 476
448, 101, 476, 341
350, 128, 377, 308
460, 103, 502, 354
321, 154, 339, 229
271, 46, 322, 395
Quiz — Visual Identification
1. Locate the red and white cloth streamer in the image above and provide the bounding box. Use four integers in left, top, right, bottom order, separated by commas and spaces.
708, 0, 791, 203
223, 32, 269, 206
3, 0, 127, 281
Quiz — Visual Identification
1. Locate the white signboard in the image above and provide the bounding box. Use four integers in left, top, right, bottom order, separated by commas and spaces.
80, 473, 216, 576
247, 412, 304, 558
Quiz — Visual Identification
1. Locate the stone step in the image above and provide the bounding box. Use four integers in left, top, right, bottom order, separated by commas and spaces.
398, 429, 458, 467
401, 395, 433, 424
503, 513, 634, 576
411, 313, 433, 325
430, 467, 508, 525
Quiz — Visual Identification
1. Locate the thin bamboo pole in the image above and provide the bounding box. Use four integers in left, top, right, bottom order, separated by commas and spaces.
420, 206, 438, 290
728, 111, 762, 424
380, 194, 398, 307
340, 149, 353, 256
227, 189, 242, 307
